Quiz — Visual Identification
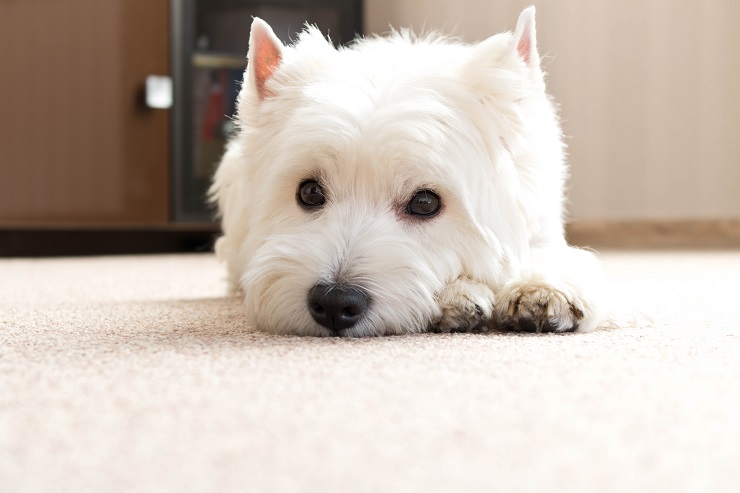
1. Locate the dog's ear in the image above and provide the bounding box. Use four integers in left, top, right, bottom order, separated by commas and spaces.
513, 6, 540, 69
247, 17, 284, 101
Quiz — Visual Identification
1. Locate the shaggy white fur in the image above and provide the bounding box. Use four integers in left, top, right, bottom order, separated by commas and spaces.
210, 7, 606, 336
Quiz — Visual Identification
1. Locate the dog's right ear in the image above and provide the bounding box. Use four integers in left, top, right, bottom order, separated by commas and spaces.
513, 6, 540, 70
247, 18, 284, 101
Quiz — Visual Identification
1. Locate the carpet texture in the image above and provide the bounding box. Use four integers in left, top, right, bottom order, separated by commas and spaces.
1, 252, 739, 492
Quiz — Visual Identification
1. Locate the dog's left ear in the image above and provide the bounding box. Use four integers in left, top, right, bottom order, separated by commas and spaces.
513, 6, 540, 69
247, 17, 284, 101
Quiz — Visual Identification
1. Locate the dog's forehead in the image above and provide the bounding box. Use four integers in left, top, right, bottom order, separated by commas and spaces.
251, 35, 517, 210
279, 56, 486, 189
303, 41, 470, 112
281, 93, 474, 202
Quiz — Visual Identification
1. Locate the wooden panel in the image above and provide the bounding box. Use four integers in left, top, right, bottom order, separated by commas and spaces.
0, 0, 170, 224
567, 219, 740, 250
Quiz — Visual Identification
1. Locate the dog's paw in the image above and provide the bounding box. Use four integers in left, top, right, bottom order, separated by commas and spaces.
431, 278, 495, 333
496, 283, 584, 333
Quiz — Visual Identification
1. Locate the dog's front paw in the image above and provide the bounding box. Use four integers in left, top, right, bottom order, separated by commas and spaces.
496, 283, 584, 333
431, 278, 495, 333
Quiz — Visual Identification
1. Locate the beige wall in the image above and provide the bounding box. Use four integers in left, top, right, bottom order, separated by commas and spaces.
365, 0, 740, 220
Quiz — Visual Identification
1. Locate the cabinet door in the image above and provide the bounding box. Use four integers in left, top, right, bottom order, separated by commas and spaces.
0, 0, 170, 225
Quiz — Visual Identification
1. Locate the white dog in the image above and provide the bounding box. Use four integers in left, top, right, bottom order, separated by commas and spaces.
210, 6, 606, 337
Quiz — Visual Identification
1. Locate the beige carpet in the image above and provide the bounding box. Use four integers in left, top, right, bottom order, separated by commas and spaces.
1, 251, 739, 492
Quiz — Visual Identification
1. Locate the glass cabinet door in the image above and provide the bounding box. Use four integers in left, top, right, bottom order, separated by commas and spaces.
171, 0, 362, 222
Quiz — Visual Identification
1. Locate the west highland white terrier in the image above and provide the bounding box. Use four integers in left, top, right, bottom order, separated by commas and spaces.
210, 6, 607, 337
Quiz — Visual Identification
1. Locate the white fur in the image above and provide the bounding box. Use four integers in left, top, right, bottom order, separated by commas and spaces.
210, 7, 607, 336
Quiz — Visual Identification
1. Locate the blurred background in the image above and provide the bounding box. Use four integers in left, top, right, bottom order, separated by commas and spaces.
368, 0, 740, 221
1, 0, 738, 255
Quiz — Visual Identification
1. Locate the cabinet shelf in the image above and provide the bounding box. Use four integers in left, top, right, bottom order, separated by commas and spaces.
192, 52, 247, 70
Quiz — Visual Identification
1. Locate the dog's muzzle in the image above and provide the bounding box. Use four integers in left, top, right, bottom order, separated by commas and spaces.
307, 283, 371, 335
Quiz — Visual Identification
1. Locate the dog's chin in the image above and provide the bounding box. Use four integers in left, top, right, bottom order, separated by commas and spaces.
256, 319, 426, 338
332, 322, 421, 338
244, 291, 432, 337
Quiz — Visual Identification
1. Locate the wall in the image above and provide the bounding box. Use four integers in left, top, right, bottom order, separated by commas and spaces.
365, 0, 740, 220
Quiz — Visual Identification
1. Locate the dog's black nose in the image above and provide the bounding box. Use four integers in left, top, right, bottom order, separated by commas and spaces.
307, 283, 370, 333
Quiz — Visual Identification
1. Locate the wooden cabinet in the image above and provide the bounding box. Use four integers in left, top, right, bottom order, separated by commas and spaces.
0, 0, 171, 225
0, 0, 362, 255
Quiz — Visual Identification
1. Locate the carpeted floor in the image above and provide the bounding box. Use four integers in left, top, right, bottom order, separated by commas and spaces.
1, 251, 739, 492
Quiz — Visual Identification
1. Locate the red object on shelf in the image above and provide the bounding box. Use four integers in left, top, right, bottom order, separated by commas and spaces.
201, 70, 227, 140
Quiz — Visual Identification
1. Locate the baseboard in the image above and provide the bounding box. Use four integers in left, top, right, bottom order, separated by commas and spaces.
0, 224, 219, 257
566, 219, 740, 249
3, 220, 738, 257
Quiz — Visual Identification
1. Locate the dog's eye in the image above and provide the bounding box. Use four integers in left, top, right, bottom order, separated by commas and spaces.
298, 180, 326, 208
406, 189, 441, 217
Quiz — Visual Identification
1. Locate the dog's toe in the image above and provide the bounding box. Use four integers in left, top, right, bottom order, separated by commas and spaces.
497, 284, 584, 333
432, 278, 495, 333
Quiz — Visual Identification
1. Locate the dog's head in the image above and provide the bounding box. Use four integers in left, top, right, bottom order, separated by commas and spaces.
212, 8, 563, 336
